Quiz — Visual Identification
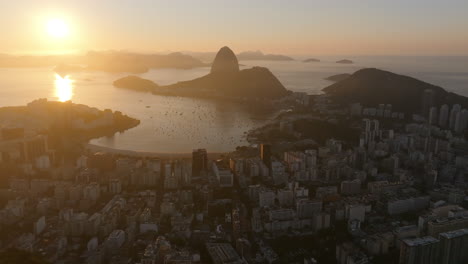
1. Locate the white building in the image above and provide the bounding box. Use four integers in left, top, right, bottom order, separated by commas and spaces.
345, 204, 366, 222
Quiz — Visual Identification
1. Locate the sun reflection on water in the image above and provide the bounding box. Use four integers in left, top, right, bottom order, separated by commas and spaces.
54, 74, 73, 102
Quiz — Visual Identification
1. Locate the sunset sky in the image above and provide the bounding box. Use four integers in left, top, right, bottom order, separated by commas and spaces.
1, 0, 468, 55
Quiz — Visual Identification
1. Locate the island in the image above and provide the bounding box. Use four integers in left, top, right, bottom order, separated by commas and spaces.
237, 50, 294, 61
113, 46, 290, 101
324, 73, 351, 82
303, 58, 320, 63
114, 75, 159, 92
322, 68, 468, 113
336, 59, 354, 64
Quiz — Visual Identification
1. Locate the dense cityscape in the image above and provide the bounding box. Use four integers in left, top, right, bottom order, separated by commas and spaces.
1, 82, 467, 264
1, 1, 468, 264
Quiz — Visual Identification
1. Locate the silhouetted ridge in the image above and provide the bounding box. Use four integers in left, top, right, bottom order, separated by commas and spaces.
323, 68, 468, 113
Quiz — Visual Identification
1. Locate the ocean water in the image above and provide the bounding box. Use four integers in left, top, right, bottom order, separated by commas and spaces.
0, 56, 467, 153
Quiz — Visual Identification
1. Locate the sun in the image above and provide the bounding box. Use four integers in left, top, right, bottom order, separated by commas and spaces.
46, 19, 69, 38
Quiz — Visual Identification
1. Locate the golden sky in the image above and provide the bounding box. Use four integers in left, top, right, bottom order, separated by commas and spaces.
1, 0, 468, 55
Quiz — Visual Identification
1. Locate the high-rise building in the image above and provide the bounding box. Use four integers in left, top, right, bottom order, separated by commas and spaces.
438, 229, 468, 264
454, 109, 468, 134
449, 104, 461, 130
421, 89, 435, 117
260, 144, 271, 168
362, 118, 371, 132
370, 119, 379, 132
438, 104, 449, 128
429, 106, 438, 125
400, 236, 440, 264
192, 149, 208, 178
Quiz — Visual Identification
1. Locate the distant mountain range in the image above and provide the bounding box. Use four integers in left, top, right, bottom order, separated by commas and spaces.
322, 68, 468, 113
185, 50, 294, 62
236, 51, 294, 61
0, 49, 296, 73
0, 51, 208, 73
114, 46, 289, 100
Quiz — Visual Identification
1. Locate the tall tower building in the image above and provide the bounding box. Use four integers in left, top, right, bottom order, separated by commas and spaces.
438, 229, 468, 264
454, 109, 468, 134
362, 119, 371, 132
400, 236, 440, 264
438, 104, 449, 128
449, 104, 461, 130
192, 149, 208, 178
421, 89, 435, 118
428, 107, 438, 125
260, 144, 271, 168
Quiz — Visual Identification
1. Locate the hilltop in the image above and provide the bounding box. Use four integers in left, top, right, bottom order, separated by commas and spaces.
322, 68, 468, 113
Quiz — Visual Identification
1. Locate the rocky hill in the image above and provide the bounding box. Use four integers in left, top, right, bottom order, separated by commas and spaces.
322, 68, 468, 113
211, 46, 240, 74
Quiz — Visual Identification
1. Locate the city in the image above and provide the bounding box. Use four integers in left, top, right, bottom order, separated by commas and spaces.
1, 1, 468, 264
1, 81, 467, 263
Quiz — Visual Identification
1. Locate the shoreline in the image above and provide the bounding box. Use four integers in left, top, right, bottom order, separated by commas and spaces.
85, 143, 226, 159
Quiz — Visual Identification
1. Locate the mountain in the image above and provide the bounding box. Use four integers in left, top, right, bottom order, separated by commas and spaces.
237, 51, 294, 61
322, 68, 468, 113
160, 66, 288, 99
303, 58, 320, 63
211, 46, 240, 74
325, 73, 351, 82
85, 51, 207, 73
114, 46, 289, 100
0, 51, 207, 73
336, 59, 353, 64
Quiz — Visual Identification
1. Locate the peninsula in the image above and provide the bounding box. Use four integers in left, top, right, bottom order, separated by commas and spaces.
113, 46, 290, 100
0, 99, 140, 141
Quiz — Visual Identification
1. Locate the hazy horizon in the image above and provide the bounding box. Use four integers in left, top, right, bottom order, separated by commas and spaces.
1, 0, 468, 56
